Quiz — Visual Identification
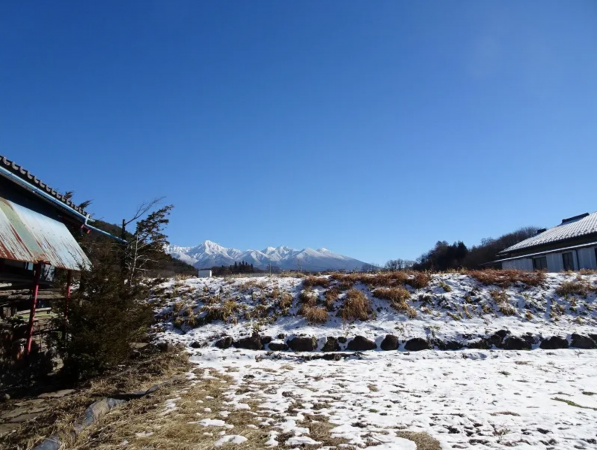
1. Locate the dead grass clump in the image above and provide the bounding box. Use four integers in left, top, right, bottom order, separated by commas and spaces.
490, 289, 509, 304
406, 271, 431, 289
340, 289, 371, 321
325, 288, 340, 310
499, 304, 517, 316
396, 431, 442, 450
302, 276, 331, 289
555, 280, 591, 297
204, 299, 241, 323
374, 287, 417, 318
469, 269, 545, 288
301, 305, 329, 323
299, 290, 317, 307
278, 292, 293, 310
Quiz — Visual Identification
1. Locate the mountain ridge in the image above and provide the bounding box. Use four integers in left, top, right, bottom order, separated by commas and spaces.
166, 240, 367, 271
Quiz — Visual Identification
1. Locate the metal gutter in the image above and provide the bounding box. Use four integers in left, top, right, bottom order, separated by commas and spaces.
0, 165, 126, 244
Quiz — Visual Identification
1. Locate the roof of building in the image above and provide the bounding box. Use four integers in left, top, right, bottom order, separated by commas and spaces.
501, 211, 597, 254
0, 155, 89, 216
0, 197, 91, 270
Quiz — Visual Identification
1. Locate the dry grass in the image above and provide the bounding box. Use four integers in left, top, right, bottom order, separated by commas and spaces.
468, 269, 545, 288
300, 305, 329, 323
407, 272, 431, 289
277, 292, 293, 310
203, 299, 241, 323
0, 349, 192, 450
324, 288, 340, 310
555, 280, 592, 297
330, 272, 409, 289
396, 431, 442, 450
490, 289, 509, 304
340, 289, 371, 321
302, 276, 331, 289
374, 287, 417, 318
499, 303, 517, 316
299, 290, 317, 307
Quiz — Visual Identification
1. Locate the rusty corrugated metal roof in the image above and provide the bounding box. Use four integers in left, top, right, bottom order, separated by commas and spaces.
0, 197, 91, 271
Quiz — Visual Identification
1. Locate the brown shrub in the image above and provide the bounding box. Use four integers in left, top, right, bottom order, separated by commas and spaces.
555, 280, 590, 297
340, 289, 371, 321
301, 306, 329, 323
325, 288, 340, 310
302, 276, 331, 289
468, 269, 545, 288
407, 272, 431, 289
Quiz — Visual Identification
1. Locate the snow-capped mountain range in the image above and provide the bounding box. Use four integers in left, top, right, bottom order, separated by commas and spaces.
166, 240, 366, 272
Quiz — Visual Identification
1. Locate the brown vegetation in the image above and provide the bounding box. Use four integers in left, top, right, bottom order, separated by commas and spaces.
555, 280, 593, 297
468, 269, 545, 288
302, 276, 331, 289
324, 288, 340, 310
300, 305, 329, 323
407, 272, 431, 289
374, 287, 417, 318
299, 290, 317, 307
340, 289, 371, 321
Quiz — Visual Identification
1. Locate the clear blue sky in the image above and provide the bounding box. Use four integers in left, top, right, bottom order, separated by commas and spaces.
1, 1, 596, 265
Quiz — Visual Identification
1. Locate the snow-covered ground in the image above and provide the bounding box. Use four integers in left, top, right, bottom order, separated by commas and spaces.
151, 272, 597, 348
165, 347, 597, 449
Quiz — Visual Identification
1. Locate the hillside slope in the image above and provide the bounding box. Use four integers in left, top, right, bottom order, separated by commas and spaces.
151, 271, 597, 351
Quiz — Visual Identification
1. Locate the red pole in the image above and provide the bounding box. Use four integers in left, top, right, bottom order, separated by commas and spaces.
64, 270, 72, 340
26, 263, 42, 356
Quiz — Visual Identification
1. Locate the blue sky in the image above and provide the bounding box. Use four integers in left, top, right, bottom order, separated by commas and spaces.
1, 1, 596, 265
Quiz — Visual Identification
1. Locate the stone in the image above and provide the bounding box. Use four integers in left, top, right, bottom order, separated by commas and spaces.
503, 336, 531, 350
540, 336, 569, 350
260, 336, 272, 346
267, 341, 288, 351
488, 332, 506, 348
233, 334, 263, 350
338, 336, 347, 344
571, 334, 597, 349
214, 336, 233, 349
435, 340, 463, 350
190, 341, 202, 349
380, 335, 399, 351
467, 339, 490, 349
288, 336, 316, 352
277, 334, 286, 340
321, 337, 340, 352
347, 336, 377, 351
404, 338, 429, 351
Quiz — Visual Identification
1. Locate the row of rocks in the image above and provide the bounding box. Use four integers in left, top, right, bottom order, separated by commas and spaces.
210, 331, 597, 352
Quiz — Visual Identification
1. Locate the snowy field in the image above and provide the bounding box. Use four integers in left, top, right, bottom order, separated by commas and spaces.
156, 347, 597, 450
148, 272, 597, 449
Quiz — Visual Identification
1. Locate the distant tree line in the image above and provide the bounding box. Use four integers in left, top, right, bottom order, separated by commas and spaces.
211, 261, 257, 276
384, 227, 539, 272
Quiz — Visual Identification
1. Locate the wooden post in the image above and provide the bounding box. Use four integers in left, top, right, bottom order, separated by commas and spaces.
26, 262, 42, 356
64, 270, 72, 340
